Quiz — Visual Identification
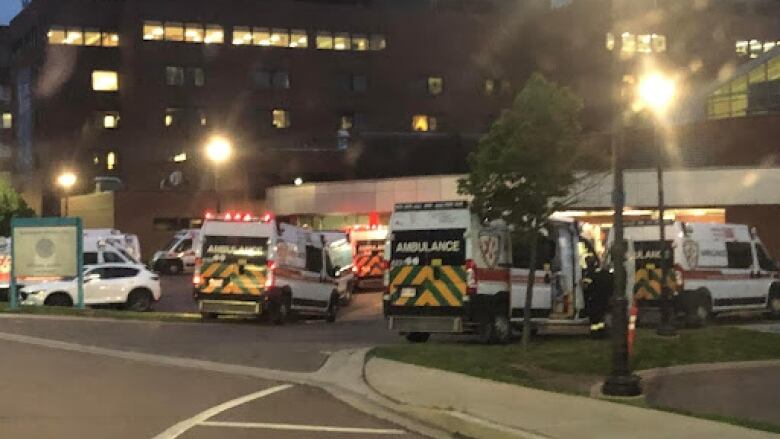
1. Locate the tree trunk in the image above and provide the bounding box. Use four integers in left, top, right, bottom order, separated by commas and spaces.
522, 231, 539, 348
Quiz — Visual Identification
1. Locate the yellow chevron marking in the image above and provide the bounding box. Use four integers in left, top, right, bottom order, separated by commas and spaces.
415, 290, 439, 306
391, 266, 413, 287
434, 281, 460, 306
411, 267, 430, 285
441, 266, 466, 293
201, 263, 222, 278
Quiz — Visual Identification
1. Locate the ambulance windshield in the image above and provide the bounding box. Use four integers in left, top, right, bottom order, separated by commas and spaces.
202, 236, 269, 264
390, 229, 466, 267
356, 240, 385, 257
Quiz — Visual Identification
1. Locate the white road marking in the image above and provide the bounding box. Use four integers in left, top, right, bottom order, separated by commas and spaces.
151, 384, 293, 439
200, 421, 406, 435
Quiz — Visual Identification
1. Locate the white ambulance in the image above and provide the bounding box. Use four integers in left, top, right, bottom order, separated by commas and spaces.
193, 212, 353, 322
383, 201, 601, 343
347, 225, 388, 290
151, 229, 200, 274
612, 221, 780, 326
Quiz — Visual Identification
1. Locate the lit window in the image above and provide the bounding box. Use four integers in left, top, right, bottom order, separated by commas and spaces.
185, 23, 204, 43
339, 114, 354, 130
428, 77, 444, 96
605, 32, 615, 51
164, 108, 178, 127
369, 34, 386, 51
48, 27, 67, 44
99, 111, 120, 129
65, 28, 83, 45
1, 113, 11, 129
254, 27, 271, 46
484, 78, 496, 96
736, 40, 749, 56
204, 25, 224, 44
84, 29, 101, 46
233, 26, 252, 45
334, 33, 349, 50
102, 32, 119, 47
316, 31, 333, 49
164, 22, 184, 42
272, 109, 290, 129
106, 152, 117, 170
271, 28, 289, 47
621, 32, 635, 54
636, 34, 652, 53
412, 115, 436, 132
173, 152, 187, 163
165, 66, 185, 86
749, 39, 762, 58
651, 34, 666, 52
92, 71, 119, 91
290, 29, 308, 48
351, 34, 368, 51
199, 111, 208, 126
764, 41, 776, 53
143, 21, 164, 41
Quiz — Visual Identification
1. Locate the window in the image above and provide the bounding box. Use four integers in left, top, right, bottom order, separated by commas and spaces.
484, 79, 496, 96
272, 71, 290, 89
316, 31, 333, 49
736, 40, 749, 56
412, 115, 436, 132
84, 29, 101, 46
342, 74, 367, 92
185, 23, 204, 43
726, 242, 753, 269
165, 108, 179, 127
757, 244, 777, 272
252, 69, 289, 89
47, 26, 67, 44
66, 28, 84, 45
271, 28, 289, 47
164, 22, 184, 42
204, 25, 224, 44
102, 32, 119, 47
143, 21, 164, 40
369, 34, 386, 51
512, 235, 557, 269
651, 34, 666, 52
334, 33, 349, 50
339, 114, 353, 130
254, 27, 271, 46
290, 29, 308, 48
233, 26, 252, 45
305, 245, 323, 273
637, 34, 652, 53
272, 109, 291, 128
83, 252, 98, 265
97, 111, 120, 129
165, 66, 184, 86
175, 239, 193, 253
104, 267, 140, 279
103, 251, 124, 263
106, 151, 118, 170
351, 34, 368, 51
173, 152, 188, 163
188, 67, 205, 87
427, 76, 444, 96
1, 113, 11, 129
92, 71, 119, 91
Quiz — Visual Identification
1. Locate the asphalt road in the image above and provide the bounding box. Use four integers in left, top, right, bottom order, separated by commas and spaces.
0, 340, 420, 439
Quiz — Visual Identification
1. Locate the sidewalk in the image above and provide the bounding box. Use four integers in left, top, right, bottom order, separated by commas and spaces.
365, 357, 779, 439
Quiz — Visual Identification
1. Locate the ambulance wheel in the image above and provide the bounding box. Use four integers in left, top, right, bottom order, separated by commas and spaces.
271, 292, 292, 325
326, 293, 339, 323
479, 312, 511, 344
405, 332, 430, 343
340, 282, 354, 306
684, 289, 711, 328
767, 286, 780, 319
165, 261, 183, 275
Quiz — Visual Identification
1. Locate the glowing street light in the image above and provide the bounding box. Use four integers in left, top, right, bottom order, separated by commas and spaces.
637, 73, 676, 116
294, 177, 303, 186
204, 136, 233, 213
57, 171, 77, 216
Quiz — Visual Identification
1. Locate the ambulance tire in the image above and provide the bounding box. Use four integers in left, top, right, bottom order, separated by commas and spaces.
164, 260, 183, 275
326, 292, 339, 323
405, 332, 430, 343
767, 285, 780, 320
340, 282, 354, 306
684, 289, 712, 328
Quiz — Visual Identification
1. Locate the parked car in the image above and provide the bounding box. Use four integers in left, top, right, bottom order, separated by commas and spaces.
19, 263, 161, 311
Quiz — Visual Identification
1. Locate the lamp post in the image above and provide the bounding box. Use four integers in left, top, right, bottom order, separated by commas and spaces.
204, 136, 233, 213
56, 171, 77, 217
638, 73, 678, 337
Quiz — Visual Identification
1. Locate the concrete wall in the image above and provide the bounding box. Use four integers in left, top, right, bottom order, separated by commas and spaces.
66, 191, 115, 228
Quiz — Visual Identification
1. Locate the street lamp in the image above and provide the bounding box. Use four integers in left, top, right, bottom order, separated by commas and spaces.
637, 72, 678, 337
56, 171, 77, 216
204, 136, 233, 213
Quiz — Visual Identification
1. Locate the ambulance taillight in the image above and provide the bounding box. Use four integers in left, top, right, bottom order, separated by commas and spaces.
466, 259, 478, 295
382, 260, 390, 287
265, 260, 276, 289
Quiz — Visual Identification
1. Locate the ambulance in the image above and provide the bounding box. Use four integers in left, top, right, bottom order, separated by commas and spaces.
193, 212, 353, 322
383, 201, 600, 343
609, 221, 780, 326
347, 225, 388, 290
151, 229, 200, 274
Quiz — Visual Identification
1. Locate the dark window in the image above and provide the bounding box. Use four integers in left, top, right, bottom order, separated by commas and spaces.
352, 74, 368, 92
512, 235, 557, 270
252, 69, 289, 89
84, 252, 98, 265
726, 242, 753, 269
756, 244, 777, 271
186, 67, 205, 87
166, 66, 204, 86
103, 252, 125, 263
272, 71, 290, 89
305, 245, 323, 273
165, 66, 184, 86
175, 239, 193, 253
252, 69, 271, 88
103, 267, 140, 279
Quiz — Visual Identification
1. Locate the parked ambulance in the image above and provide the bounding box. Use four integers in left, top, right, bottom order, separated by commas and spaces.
383, 201, 601, 343
84, 229, 142, 262
151, 229, 200, 274
347, 225, 388, 290
608, 221, 780, 326
193, 212, 354, 322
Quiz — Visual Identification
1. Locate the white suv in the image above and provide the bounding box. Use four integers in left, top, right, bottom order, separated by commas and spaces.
20, 264, 161, 311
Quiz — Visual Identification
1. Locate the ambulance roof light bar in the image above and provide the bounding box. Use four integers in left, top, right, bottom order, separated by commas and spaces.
203, 211, 274, 223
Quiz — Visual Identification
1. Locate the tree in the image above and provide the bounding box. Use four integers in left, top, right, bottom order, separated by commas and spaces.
0, 180, 36, 236
458, 73, 584, 347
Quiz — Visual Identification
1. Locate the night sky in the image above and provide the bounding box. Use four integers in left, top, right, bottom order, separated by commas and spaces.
1, 2, 22, 25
